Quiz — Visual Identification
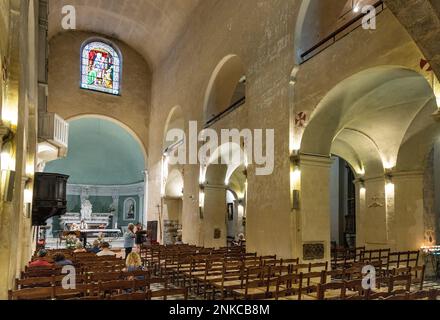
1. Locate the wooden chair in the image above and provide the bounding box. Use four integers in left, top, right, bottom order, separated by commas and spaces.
410, 265, 426, 291
343, 279, 369, 300
9, 286, 54, 300
316, 282, 346, 300
273, 273, 302, 300
149, 288, 189, 300
233, 266, 271, 300
210, 263, 244, 300
300, 271, 327, 299
111, 292, 151, 300
389, 274, 412, 294
89, 271, 123, 283
98, 280, 135, 298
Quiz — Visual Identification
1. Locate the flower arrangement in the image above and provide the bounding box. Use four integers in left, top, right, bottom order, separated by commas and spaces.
66, 234, 78, 250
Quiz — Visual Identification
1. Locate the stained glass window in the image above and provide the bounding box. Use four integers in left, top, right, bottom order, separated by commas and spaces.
81, 41, 121, 95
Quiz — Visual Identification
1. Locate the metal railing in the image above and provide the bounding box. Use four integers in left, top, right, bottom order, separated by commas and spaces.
300, 1, 385, 64
205, 96, 246, 128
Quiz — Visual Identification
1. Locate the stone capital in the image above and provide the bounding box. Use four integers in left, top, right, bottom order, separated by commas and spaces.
299, 153, 333, 168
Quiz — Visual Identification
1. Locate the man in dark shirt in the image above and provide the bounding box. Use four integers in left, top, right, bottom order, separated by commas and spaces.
135, 223, 147, 248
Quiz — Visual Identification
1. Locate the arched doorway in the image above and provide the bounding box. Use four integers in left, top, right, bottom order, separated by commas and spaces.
43, 116, 147, 248
161, 106, 185, 245
330, 156, 357, 249
201, 142, 247, 248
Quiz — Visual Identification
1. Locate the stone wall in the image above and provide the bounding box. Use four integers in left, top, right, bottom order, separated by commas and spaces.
148, 0, 298, 257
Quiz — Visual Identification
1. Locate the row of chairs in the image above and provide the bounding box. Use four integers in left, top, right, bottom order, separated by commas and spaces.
332, 247, 420, 271
9, 282, 187, 300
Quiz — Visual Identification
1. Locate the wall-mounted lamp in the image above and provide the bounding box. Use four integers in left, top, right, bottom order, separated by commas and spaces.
242, 167, 248, 178
290, 151, 301, 210
199, 190, 205, 208
384, 171, 394, 194
359, 179, 366, 193
23, 179, 33, 218
385, 169, 393, 184
24, 186, 33, 204
1, 151, 12, 171
1, 139, 16, 202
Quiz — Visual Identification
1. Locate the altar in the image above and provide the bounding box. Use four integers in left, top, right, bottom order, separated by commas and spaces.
59, 212, 113, 230
59, 199, 113, 230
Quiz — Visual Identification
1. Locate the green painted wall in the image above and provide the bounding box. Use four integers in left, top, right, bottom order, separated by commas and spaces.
44, 118, 145, 185
67, 195, 81, 212
88, 196, 113, 213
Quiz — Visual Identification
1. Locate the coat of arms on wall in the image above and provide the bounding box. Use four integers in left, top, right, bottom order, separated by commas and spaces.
303, 243, 325, 261
420, 58, 433, 72
368, 195, 384, 208
295, 111, 308, 128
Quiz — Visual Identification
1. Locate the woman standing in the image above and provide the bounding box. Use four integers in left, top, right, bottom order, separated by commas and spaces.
123, 223, 136, 257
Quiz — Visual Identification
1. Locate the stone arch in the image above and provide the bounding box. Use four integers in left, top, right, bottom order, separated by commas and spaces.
301, 66, 434, 176
203, 55, 246, 125
200, 142, 247, 248
163, 105, 185, 152
294, 0, 357, 64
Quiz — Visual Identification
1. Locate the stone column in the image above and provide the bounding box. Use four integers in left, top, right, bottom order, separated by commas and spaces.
112, 191, 119, 229
138, 192, 144, 225
143, 170, 148, 225
297, 154, 332, 263
393, 171, 425, 251
358, 177, 388, 249
354, 179, 367, 247
202, 184, 227, 248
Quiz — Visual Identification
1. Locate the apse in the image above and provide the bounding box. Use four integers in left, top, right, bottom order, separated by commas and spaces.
44, 117, 147, 235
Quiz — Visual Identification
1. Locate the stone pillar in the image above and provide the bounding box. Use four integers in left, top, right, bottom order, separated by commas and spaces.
202, 184, 227, 248
354, 179, 367, 247
297, 154, 332, 263
358, 177, 388, 249
143, 170, 148, 225
393, 171, 425, 251
138, 193, 144, 225
181, 164, 200, 245
112, 192, 119, 229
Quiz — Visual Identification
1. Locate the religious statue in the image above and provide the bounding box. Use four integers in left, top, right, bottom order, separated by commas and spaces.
80, 199, 93, 220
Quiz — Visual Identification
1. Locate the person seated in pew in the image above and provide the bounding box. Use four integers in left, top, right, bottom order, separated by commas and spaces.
88, 240, 101, 254
124, 252, 145, 280
53, 253, 73, 266
29, 249, 53, 268
232, 233, 246, 247
175, 235, 183, 245
73, 242, 87, 253
96, 242, 116, 257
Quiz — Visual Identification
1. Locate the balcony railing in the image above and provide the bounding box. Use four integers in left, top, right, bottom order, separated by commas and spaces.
205, 97, 246, 128
300, 1, 385, 63
38, 112, 69, 149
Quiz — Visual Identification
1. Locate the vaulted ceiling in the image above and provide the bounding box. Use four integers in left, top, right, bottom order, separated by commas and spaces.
48, 0, 201, 68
